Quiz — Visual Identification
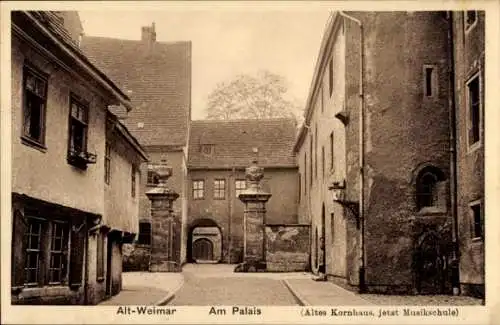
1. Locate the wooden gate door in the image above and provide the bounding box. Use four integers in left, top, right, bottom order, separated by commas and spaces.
193, 238, 214, 261
415, 232, 446, 294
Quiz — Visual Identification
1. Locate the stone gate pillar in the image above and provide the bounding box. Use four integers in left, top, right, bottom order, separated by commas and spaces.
236, 156, 271, 272
146, 162, 181, 272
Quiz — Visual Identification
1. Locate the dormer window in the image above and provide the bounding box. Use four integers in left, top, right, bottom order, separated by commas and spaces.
200, 144, 214, 155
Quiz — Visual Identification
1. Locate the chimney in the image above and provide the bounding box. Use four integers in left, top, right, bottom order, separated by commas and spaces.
141, 22, 156, 45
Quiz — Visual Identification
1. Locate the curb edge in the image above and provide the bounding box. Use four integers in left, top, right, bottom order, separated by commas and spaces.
282, 279, 310, 306
155, 276, 185, 306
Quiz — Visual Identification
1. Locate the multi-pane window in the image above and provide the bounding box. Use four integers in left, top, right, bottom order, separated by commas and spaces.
330, 131, 334, 170
131, 165, 137, 197
304, 153, 307, 196
309, 136, 313, 186
465, 11, 477, 31
329, 59, 333, 97
298, 174, 301, 203
201, 144, 214, 155
415, 167, 446, 211
320, 86, 324, 113
416, 172, 438, 209
214, 179, 226, 199
470, 202, 483, 240
315, 126, 318, 179
104, 142, 111, 184
49, 222, 69, 284
137, 222, 152, 245
68, 97, 89, 156
192, 180, 205, 199
322, 146, 325, 177
235, 179, 246, 196
24, 217, 70, 287
22, 65, 47, 145
24, 217, 43, 286
467, 75, 481, 148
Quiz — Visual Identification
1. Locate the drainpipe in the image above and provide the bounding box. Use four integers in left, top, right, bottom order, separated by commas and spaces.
446, 11, 460, 296
83, 228, 89, 304
338, 11, 366, 293
228, 167, 235, 264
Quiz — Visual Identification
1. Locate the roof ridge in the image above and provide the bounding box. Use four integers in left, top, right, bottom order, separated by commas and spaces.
191, 117, 296, 123
82, 35, 191, 45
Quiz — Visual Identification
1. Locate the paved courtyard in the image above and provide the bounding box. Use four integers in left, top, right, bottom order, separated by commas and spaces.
168, 264, 306, 305
99, 264, 484, 306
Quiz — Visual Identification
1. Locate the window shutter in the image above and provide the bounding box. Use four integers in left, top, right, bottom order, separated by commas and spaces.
11, 210, 27, 291
69, 223, 86, 289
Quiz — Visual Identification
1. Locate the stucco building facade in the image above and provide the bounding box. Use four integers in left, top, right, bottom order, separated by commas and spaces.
10, 11, 147, 305
451, 11, 485, 298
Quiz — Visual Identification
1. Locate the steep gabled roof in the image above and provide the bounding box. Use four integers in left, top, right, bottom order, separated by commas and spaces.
81, 36, 191, 146
188, 118, 298, 169
12, 11, 132, 110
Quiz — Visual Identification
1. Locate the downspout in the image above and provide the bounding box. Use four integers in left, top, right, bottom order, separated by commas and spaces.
228, 167, 235, 264
338, 11, 366, 293
83, 221, 90, 304
446, 11, 460, 296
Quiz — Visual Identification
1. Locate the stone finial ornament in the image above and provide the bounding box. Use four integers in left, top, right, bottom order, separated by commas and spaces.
146, 161, 178, 199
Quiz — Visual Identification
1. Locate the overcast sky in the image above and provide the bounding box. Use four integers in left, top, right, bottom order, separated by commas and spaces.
78, 9, 331, 120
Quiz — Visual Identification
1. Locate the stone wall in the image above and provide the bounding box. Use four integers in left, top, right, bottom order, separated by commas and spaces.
123, 244, 151, 271
150, 214, 182, 272
265, 224, 310, 272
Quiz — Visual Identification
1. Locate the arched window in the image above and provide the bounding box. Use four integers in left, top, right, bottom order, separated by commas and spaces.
415, 166, 446, 211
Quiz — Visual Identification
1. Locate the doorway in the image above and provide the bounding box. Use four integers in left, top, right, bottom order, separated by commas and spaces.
193, 238, 214, 261
187, 218, 222, 263
414, 231, 451, 294
105, 234, 112, 296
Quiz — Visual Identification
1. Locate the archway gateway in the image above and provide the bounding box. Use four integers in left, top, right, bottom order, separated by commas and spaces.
187, 218, 222, 263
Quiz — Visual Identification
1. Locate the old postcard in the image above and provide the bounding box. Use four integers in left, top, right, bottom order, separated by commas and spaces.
1, 1, 499, 324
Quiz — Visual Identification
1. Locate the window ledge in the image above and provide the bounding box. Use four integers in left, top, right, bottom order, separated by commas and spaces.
21, 136, 47, 152
467, 142, 482, 155
15, 285, 74, 298
135, 243, 151, 248
471, 237, 484, 244
416, 207, 448, 215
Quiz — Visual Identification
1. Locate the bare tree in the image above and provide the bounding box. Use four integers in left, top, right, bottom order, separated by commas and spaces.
205, 70, 303, 121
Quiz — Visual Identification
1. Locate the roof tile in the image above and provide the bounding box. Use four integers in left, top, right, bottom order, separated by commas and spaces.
188, 118, 298, 169
81, 36, 191, 146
